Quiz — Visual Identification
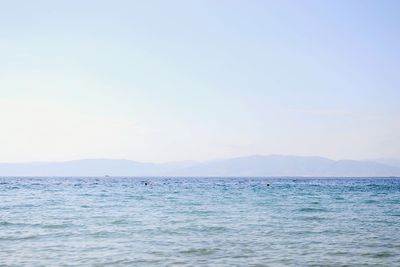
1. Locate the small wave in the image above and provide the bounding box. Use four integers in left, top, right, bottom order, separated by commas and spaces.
180, 247, 219, 256
110, 219, 128, 225
0, 235, 40, 241
0, 221, 16, 226
297, 216, 326, 221
42, 223, 71, 229
0, 221, 36, 227
298, 207, 329, 212
364, 199, 378, 204
0, 221, 72, 229
203, 226, 228, 232
362, 252, 394, 258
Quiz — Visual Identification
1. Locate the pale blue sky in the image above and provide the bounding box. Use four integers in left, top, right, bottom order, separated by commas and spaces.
1, 0, 399, 162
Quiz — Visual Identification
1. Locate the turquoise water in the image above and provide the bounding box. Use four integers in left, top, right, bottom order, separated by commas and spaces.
0, 177, 399, 266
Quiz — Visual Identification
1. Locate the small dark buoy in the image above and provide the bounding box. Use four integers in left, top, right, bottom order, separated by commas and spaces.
267, 183, 270, 186
144, 182, 148, 186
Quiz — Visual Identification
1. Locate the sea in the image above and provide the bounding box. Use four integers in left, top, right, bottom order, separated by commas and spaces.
0, 177, 399, 266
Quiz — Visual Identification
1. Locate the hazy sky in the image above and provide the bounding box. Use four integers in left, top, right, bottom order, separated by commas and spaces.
1, 0, 399, 163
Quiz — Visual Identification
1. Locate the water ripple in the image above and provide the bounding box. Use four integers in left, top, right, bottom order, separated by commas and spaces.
0, 177, 399, 266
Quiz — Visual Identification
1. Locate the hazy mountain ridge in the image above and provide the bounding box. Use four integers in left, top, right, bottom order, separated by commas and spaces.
367, 158, 400, 169
0, 155, 399, 177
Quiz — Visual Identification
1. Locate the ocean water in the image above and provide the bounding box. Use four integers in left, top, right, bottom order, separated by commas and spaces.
0, 177, 399, 266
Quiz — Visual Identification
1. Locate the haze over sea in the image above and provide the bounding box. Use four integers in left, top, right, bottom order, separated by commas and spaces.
1, 176, 399, 266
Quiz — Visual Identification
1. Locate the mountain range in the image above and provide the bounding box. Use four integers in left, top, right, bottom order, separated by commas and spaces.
1, 155, 400, 177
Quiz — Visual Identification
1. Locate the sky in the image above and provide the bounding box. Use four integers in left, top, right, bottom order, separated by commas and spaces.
0, 0, 399, 163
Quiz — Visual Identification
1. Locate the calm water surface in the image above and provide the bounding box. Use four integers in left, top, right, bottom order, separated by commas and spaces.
0, 177, 399, 266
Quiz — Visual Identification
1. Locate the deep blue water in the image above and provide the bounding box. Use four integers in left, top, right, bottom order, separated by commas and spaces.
0, 177, 399, 266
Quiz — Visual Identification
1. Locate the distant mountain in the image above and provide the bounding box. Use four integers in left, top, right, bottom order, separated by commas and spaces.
0, 159, 156, 176
171, 155, 400, 177
0, 155, 399, 177
367, 158, 400, 169
172, 155, 334, 176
